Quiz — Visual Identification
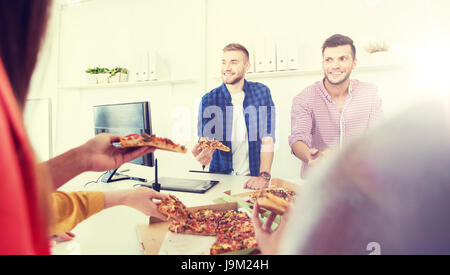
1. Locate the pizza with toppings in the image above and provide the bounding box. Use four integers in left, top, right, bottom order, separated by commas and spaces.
211, 233, 257, 255
157, 195, 189, 222
249, 187, 296, 204
249, 187, 296, 216
198, 137, 230, 152
120, 133, 187, 153
168, 209, 221, 236
166, 207, 258, 254
210, 211, 257, 255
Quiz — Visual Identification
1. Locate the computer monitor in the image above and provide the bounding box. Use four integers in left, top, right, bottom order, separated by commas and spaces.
93, 102, 154, 182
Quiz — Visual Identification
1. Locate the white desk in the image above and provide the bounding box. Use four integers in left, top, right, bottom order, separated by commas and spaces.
52, 163, 275, 255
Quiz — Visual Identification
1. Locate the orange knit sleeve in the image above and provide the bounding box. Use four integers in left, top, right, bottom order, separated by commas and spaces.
49, 191, 105, 235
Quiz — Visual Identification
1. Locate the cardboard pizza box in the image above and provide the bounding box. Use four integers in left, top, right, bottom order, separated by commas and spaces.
137, 202, 257, 255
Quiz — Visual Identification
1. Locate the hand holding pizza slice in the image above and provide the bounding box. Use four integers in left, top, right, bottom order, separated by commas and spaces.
120, 133, 187, 154
192, 137, 229, 166
157, 195, 189, 221
198, 137, 230, 152
249, 188, 296, 216
157, 195, 201, 231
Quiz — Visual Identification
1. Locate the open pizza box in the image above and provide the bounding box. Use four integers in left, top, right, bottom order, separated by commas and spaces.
136, 202, 258, 255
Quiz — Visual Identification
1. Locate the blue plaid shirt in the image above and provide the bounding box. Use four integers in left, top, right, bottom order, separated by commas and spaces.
197, 80, 276, 176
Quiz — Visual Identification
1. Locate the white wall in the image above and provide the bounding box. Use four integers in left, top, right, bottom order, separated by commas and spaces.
49, 0, 449, 180
25, 1, 61, 161
55, 0, 207, 176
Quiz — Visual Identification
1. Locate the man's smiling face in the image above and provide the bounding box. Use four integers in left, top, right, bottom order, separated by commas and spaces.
322, 44, 356, 86
221, 50, 249, 85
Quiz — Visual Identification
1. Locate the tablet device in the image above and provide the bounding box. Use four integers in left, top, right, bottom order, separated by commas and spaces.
149, 177, 219, 193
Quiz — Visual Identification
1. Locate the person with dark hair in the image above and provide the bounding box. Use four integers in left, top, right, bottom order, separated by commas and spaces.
253, 98, 450, 254
193, 43, 276, 190
0, 0, 169, 254
289, 34, 383, 179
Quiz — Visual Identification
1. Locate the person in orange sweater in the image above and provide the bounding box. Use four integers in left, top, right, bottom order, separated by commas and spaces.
0, 0, 168, 254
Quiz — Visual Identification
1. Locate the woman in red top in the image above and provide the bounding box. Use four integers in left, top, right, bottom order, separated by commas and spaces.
0, 0, 168, 254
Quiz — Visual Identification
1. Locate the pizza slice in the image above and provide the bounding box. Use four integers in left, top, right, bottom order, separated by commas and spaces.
168, 219, 216, 236
157, 195, 189, 222
198, 137, 230, 152
164, 207, 258, 255
211, 231, 257, 255
168, 209, 222, 236
249, 187, 296, 204
168, 220, 213, 235
120, 133, 187, 153
215, 210, 250, 238
210, 235, 242, 255
254, 189, 292, 216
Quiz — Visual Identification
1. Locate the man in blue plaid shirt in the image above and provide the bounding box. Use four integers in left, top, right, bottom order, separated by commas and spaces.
192, 43, 276, 190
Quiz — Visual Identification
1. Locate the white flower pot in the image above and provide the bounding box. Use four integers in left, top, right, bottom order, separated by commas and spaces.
96, 73, 109, 84
86, 73, 97, 84
120, 72, 128, 82
109, 73, 120, 83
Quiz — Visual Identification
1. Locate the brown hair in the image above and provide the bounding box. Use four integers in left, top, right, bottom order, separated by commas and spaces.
0, 0, 51, 109
322, 34, 356, 59
223, 43, 249, 61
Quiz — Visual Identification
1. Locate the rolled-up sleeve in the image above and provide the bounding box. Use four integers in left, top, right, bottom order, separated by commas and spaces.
288, 93, 313, 150
49, 191, 105, 235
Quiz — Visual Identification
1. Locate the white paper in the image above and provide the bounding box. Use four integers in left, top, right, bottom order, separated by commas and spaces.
158, 232, 217, 255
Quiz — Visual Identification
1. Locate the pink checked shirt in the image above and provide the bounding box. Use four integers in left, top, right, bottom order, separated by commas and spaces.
289, 79, 383, 178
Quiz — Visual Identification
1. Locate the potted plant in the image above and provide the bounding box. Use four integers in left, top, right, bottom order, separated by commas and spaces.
109, 67, 122, 83
96, 67, 110, 84
85, 67, 98, 84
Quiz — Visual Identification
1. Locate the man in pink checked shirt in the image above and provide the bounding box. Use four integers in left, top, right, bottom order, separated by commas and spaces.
289, 34, 383, 178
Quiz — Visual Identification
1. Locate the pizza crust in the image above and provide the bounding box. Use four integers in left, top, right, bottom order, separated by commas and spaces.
256, 192, 291, 216
120, 133, 187, 153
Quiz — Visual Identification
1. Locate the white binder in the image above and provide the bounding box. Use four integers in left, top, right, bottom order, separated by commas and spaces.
287, 44, 299, 70
264, 40, 277, 72
254, 43, 265, 73
149, 51, 158, 80
135, 52, 149, 81
276, 42, 288, 71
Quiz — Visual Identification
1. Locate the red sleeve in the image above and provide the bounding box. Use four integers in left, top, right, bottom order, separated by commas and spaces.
0, 59, 50, 255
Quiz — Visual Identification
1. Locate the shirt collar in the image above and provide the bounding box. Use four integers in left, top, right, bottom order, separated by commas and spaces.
221, 79, 249, 102
318, 78, 354, 102
318, 79, 333, 103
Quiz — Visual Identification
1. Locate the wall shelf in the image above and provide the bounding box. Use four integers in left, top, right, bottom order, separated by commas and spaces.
210, 64, 411, 81
58, 78, 198, 90
248, 64, 410, 79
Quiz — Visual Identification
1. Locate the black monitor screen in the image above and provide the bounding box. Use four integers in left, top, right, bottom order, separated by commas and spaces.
93, 102, 154, 167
